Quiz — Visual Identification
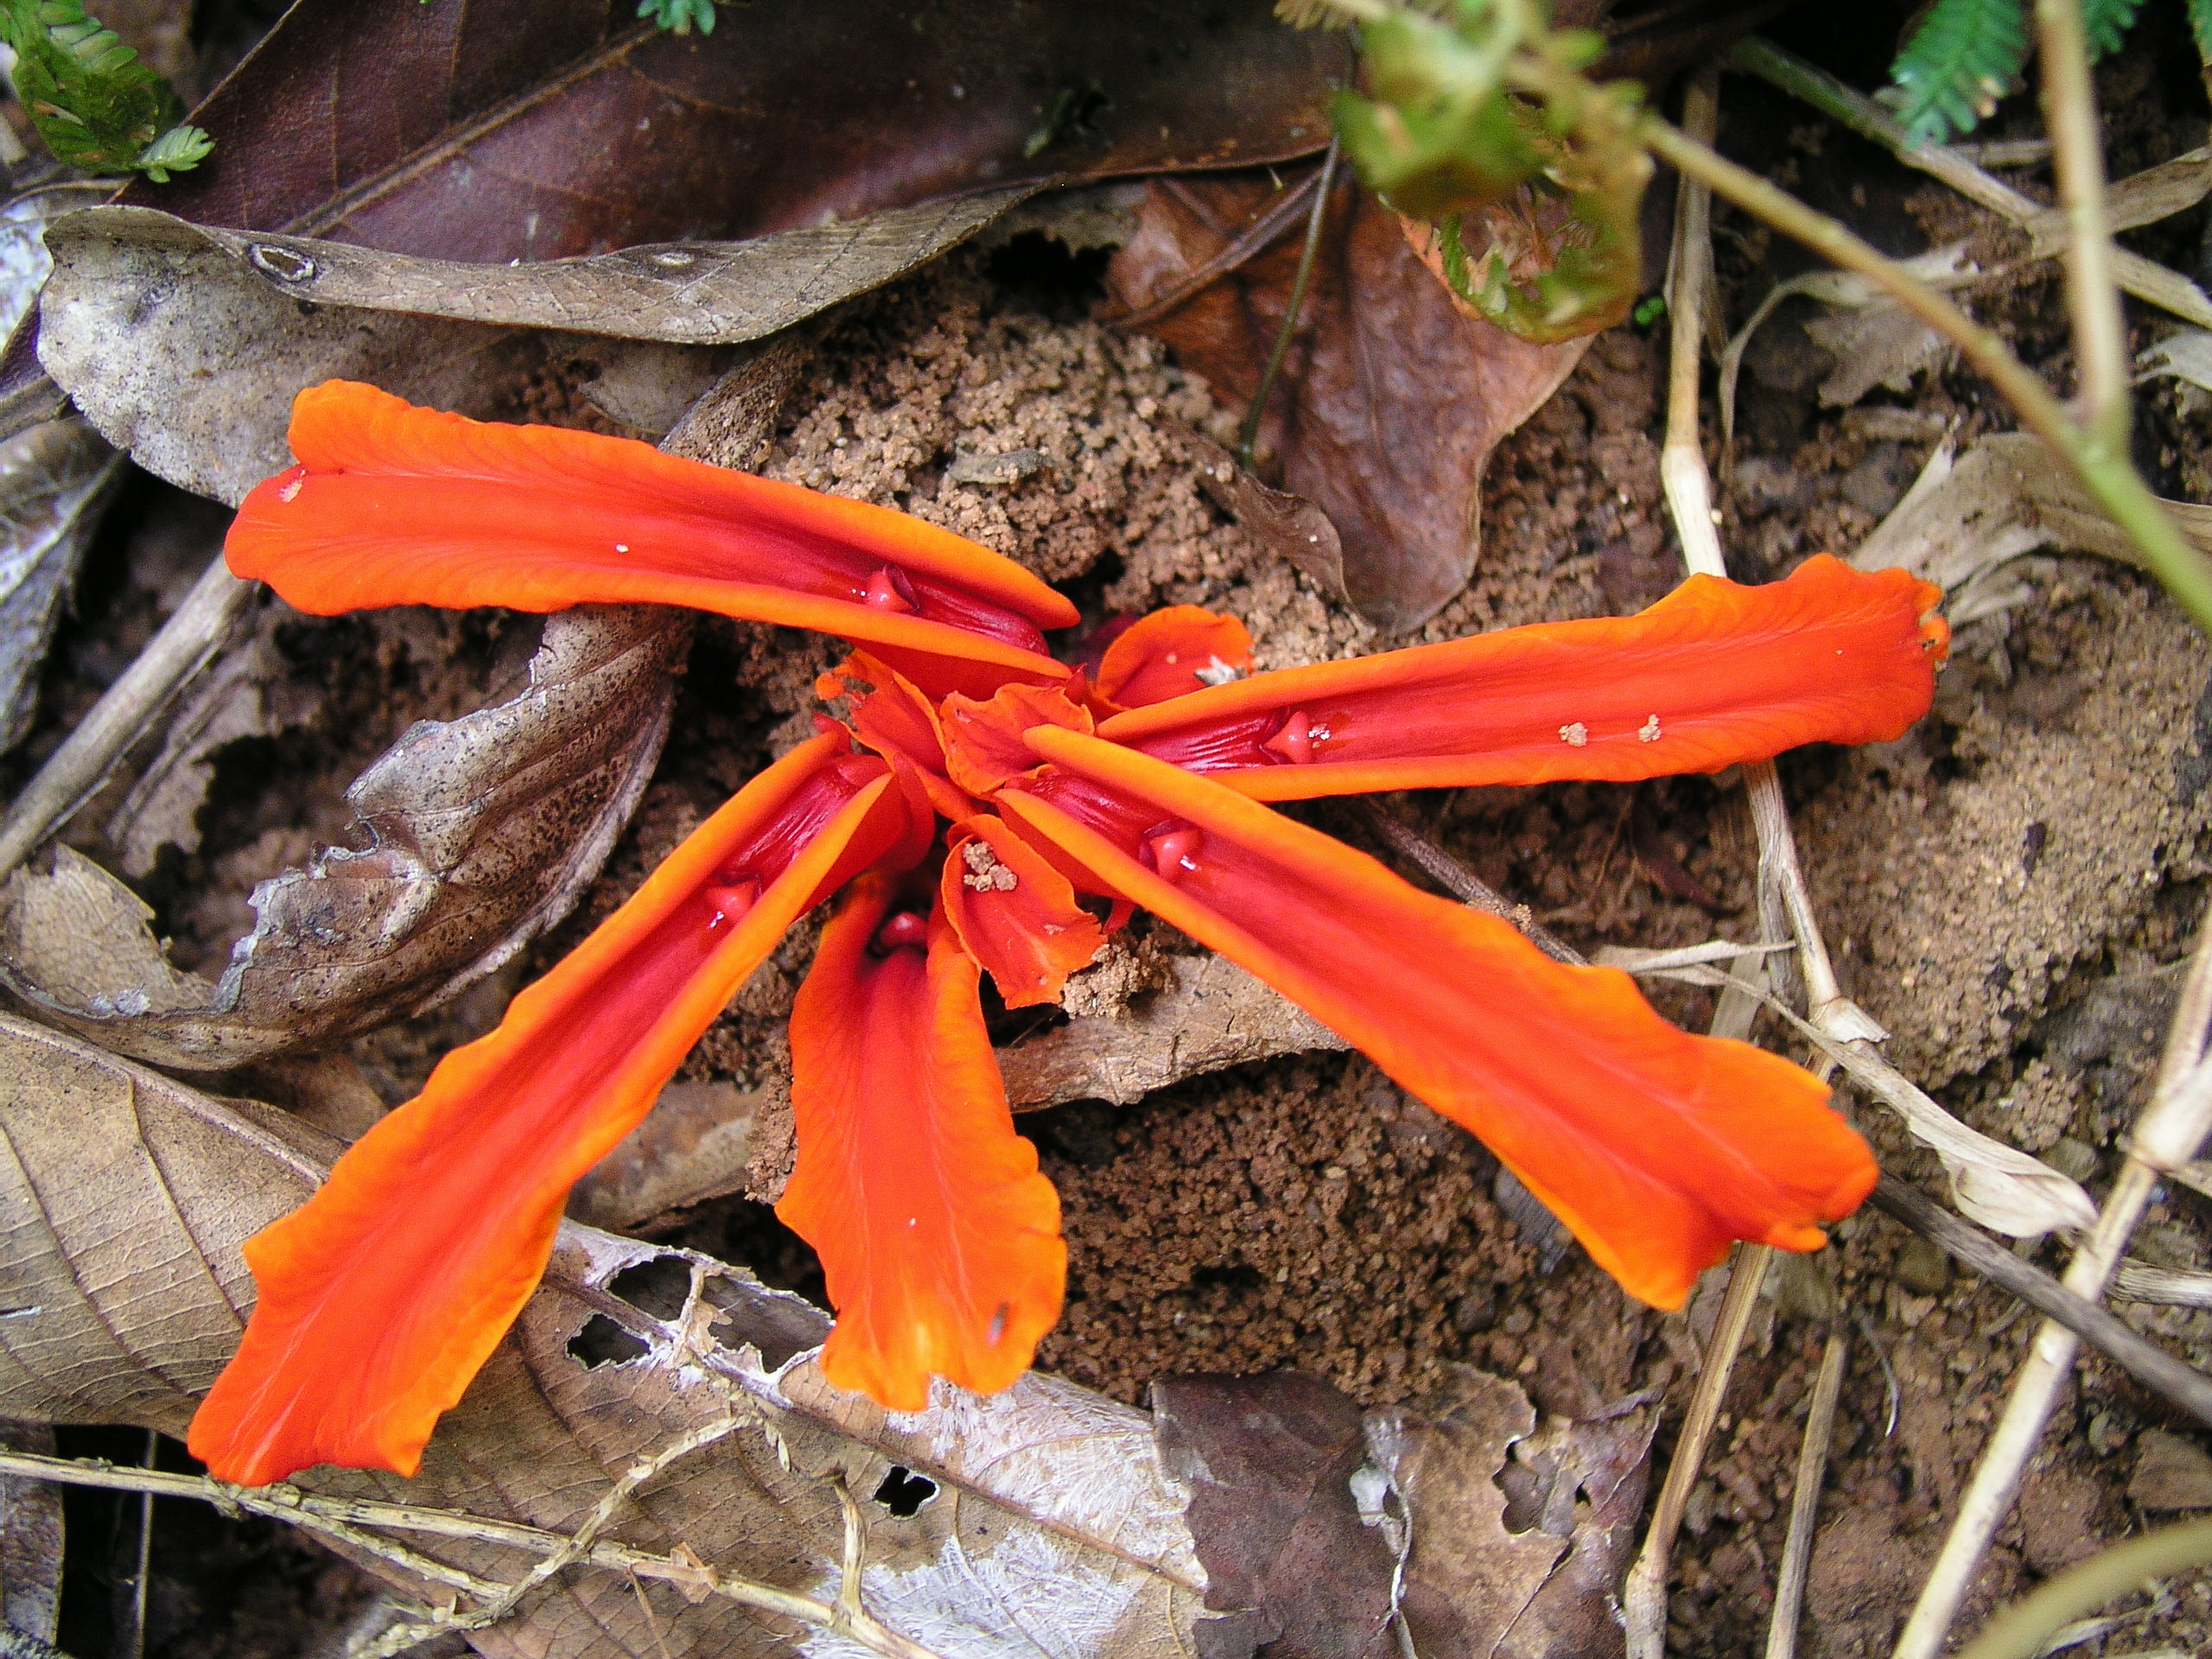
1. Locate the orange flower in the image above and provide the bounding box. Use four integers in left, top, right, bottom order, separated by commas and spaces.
189, 384, 1942, 1485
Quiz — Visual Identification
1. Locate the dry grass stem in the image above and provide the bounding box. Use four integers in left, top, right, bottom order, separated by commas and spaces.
1625, 1244, 1777, 1659
0, 555, 253, 881
1725, 36, 2212, 331
1895, 893, 2212, 1658
1764, 1324, 1849, 1659
0, 1445, 950, 1659
1866, 1175, 2212, 1428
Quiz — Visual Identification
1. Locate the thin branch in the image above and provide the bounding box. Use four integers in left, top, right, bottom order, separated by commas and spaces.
1867, 1173, 2212, 1428
1237, 136, 1340, 471
1764, 1323, 1847, 1659
2034, 0, 2131, 448
0, 556, 255, 881
1894, 893, 2212, 1659
1642, 117, 2212, 634
1624, 1244, 1776, 1659
1349, 800, 1582, 963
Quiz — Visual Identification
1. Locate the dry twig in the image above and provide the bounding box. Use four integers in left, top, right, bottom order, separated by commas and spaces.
1764, 1323, 1848, 1659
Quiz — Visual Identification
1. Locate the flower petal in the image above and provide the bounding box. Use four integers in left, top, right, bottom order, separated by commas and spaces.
830, 651, 980, 822
941, 680, 1093, 797
1094, 606, 1254, 709
188, 733, 912, 1485
999, 729, 1876, 1309
226, 381, 1078, 678
1096, 556, 1947, 799
941, 816, 1107, 1008
779, 878, 1065, 1409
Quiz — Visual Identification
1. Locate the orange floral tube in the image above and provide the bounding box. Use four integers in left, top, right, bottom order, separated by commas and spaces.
999, 730, 1876, 1309
226, 382, 1079, 680
779, 877, 1066, 1410
1096, 556, 1946, 800
189, 734, 912, 1484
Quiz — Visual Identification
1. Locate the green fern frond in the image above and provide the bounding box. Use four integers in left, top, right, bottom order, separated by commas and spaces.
0, 0, 210, 178
638, 0, 715, 34
2081, 0, 2145, 56
1879, 0, 2029, 145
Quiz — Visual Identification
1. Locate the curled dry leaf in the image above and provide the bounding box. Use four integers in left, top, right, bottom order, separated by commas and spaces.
0, 1011, 1222, 1659
37, 200, 939, 505
0, 1420, 60, 1649
61, 194, 1033, 348
1852, 431, 2212, 624
0, 417, 125, 749
0, 607, 688, 1070
1154, 1366, 1653, 1659
1106, 166, 1586, 628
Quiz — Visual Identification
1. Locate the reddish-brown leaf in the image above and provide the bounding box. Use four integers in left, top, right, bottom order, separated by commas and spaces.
1105, 168, 1587, 630
123, 0, 1349, 259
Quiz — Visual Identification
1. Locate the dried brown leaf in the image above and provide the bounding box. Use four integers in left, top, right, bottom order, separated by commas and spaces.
1152, 1372, 1397, 1659
0, 1421, 60, 1647
0, 1012, 1215, 1659
0, 605, 688, 1070
1153, 1367, 1649, 1659
1107, 168, 1585, 628
126, 1, 1344, 261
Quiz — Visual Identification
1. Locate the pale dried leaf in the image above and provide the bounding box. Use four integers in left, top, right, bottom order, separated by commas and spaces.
2135, 327, 2212, 394
1717, 245, 1976, 451
0, 1012, 1213, 1659
0, 607, 688, 1069
0, 1421, 60, 1647
0, 418, 124, 749
40, 200, 945, 505
90, 192, 1033, 345
1851, 432, 2212, 624
1802, 303, 1955, 408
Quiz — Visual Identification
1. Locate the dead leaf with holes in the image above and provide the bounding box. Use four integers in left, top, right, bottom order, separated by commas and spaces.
0, 1010, 1224, 1659
1152, 1366, 1652, 1659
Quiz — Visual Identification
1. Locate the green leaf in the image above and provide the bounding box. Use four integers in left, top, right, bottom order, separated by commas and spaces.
134, 123, 209, 182
1878, 0, 2029, 146
2192, 0, 2212, 62
637, 0, 716, 33
0, 0, 209, 179
2081, 0, 2144, 56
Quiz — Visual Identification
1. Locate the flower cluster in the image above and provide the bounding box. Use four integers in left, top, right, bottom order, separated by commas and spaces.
188, 382, 1947, 1485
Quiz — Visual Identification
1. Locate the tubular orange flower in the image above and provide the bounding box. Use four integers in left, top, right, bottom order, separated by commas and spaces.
226, 382, 1079, 690
997, 730, 1875, 1308
187, 379, 1950, 1487
1097, 556, 1947, 799
188, 734, 912, 1484
779, 879, 1065, 1409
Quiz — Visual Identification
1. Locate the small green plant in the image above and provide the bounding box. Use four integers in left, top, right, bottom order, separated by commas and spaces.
1316, 0, 1652, 340
638, 0, 717, 34
0, 0, 210, 179
1881, 0, 2201, 143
